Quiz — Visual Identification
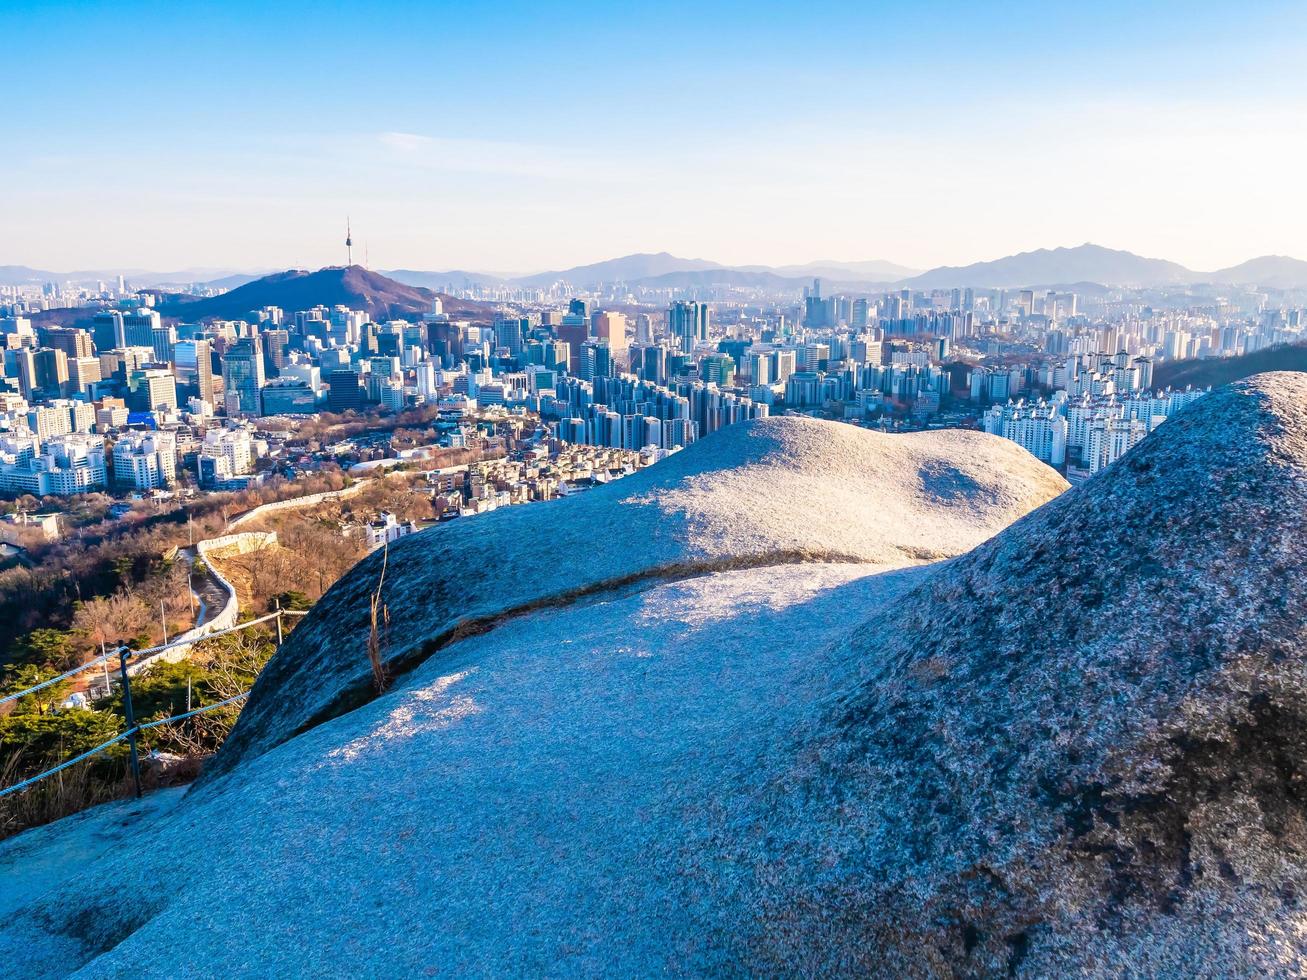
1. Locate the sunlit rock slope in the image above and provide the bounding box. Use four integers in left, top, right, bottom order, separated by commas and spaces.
210, 416, 1066, 779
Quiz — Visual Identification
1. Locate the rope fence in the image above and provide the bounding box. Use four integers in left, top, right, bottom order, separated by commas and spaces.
137, 691, 250, 731
0, 732, 135, 799
0, 647, 123, 707
0, 607, 308, 801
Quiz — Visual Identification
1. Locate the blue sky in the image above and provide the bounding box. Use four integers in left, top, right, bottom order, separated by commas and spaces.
5, 0, 1307, 273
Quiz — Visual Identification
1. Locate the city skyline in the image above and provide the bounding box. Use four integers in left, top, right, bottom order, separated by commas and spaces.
6, 0, 1307, 272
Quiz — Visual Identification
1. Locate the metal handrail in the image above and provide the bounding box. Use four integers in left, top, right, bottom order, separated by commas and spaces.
0, 646, 127, 707
137, 691, 249, 730
0, 608, 304, 800
0, 692, 254, 800
2, 609, 304, 706
0, 731, 136, 799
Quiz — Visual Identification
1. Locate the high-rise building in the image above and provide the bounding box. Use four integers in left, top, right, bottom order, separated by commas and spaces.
578, 340, 613, 381
151, 323, 177, 364
0, 317, 35, 343
667, 301, 710, 354
773, 348, 797, 384
95, 400, 129, 432
557, 314, 589, 373
198, 426, 257, 487
122, 308, 162, 348
635, 313, 654, 344
32, 348, 69, 396
261, 381, 317, 415
174, 339, 216, 405
92, 311, 123, 352
638, 344, 668, 385
327, 369, 366, 413
493, 317, 528, 356
222, 336, 265, 416
27, 404, 72, 441
262, 329, 290, 377
0, 434, 107, 496
129, 367, 179, 412
700, 353, 735, 386
852, 298, 871, 329
69, 356, 103, 395
63, 399, 96, 433
43, 326, 93, 360
592, 312, 628, 369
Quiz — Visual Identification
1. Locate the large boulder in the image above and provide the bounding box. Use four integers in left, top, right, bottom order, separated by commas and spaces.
737, 372, 1307, 974
211, 416, 1066, 779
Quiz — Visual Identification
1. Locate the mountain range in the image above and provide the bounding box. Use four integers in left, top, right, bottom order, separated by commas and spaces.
377, 253, 922, 292
4, 372, 1305, 974
901, 243, 1194, 289
0, 265, 269, 290
149, 253, 1307, 325
10, 245, 1307, 295
425, 246, 1307, 291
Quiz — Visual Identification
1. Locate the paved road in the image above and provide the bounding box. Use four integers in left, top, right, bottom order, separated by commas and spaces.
177, 546, 232, 629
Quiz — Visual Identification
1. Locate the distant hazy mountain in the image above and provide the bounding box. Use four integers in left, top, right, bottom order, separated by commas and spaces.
1153, 342, 1307, 390
193, 273, 264, 291
904, 243, 1195, 289
0, 265, 267, 288
124, 268, 268, 287
1206, 256, 1307, 290
513, 252, 725, 289
510, 253, 921, 289
155, 266, 492, 321
0, 266, 54, 286
631, 268, 807, 289
384, 269, 512, 290
13, 247, 1307, 297
751, 259, 922, 281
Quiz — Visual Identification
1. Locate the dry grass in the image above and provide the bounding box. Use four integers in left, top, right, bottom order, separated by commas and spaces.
0, 751, 128, 840
0, 748, 212, 842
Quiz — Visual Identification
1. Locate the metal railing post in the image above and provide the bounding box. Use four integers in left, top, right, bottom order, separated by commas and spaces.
119, 649, 143, 799
274, 600, 284, 645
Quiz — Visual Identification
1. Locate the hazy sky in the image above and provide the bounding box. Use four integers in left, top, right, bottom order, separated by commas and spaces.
5, 0, 1307, 274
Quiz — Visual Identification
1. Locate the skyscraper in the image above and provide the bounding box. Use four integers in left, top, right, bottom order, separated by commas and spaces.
32, 348, 69, 396
222, 336, 265, 416
174, 339, 216, 405
152, 323, 177, 364
493, 317, 528, 356
262, 329, 290, 377
327, 369, 366, 413
44, 326, 93, 360
123, 308, 161, 348
667, 301, 709, 355
92, 310, 124, 351
592, 311, 628, 369
557, 313, 590, 374
635, 313, 654, 344
129, 367, 179, 412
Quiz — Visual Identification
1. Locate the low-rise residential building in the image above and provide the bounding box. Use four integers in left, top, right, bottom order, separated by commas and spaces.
363, 510, 418, 552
